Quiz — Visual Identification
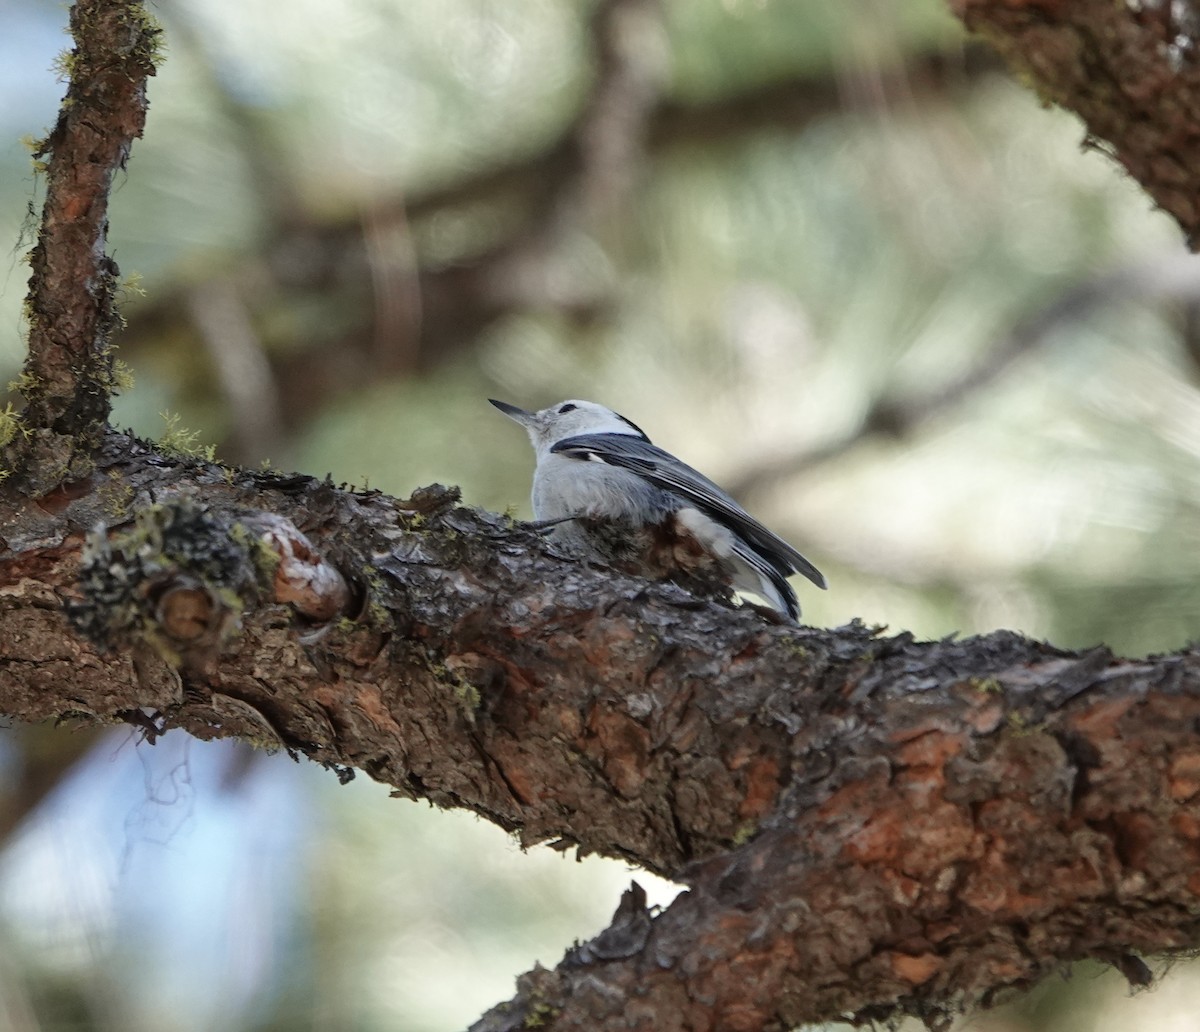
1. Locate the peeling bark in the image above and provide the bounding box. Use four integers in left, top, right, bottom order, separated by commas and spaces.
1, 433, 1199, 1028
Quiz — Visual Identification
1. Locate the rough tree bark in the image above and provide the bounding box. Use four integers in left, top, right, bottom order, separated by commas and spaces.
4, 449, 1200, 1030
2, 2, 1200, 1032
15, 0, 158, 488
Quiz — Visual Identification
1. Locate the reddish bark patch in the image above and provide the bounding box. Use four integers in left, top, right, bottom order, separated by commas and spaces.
587, 705, 652, 798
353, 683, 405, 739
737, 756, 781, 820
889, 951, 942, 986
1169, 752, 1200, 802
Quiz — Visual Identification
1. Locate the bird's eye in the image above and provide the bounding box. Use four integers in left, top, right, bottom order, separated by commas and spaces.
558, 403, 577, 414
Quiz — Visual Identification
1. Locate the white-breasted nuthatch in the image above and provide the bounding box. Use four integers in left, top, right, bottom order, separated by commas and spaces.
490, 398, 826, 620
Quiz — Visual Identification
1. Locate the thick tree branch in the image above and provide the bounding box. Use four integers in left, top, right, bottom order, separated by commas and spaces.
1, 434, 1199, 1028
12, 0, 158, 487
951, 0, 1200, 245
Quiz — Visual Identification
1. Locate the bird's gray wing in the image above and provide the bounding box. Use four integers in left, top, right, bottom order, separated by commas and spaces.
550, 433, 826, 590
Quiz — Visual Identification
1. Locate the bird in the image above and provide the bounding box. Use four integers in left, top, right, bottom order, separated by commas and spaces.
489, 397, 826, 620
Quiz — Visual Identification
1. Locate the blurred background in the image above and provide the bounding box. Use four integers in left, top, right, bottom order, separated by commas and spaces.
3, 0, 1200, 1029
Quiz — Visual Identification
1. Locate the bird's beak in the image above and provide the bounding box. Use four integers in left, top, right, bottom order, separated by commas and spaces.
488, 398, 536, 427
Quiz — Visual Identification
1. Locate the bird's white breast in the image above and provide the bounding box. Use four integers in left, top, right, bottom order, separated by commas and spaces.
532, 452, 654, 522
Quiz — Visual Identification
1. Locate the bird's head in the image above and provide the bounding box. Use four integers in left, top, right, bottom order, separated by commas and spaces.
489, 398, 649, 455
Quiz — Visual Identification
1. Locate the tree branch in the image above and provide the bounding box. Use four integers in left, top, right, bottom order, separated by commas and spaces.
2, 435, 1199, 1028
951, 0, 1200, 246
12, 0, 159, 487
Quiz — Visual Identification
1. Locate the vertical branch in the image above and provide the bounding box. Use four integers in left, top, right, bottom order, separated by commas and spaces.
573, 0, 669, 228
16, 0, 160, 484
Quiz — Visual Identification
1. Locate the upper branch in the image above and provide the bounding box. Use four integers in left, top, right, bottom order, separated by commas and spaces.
15, 0, 159, 484
952, 0, 1200, 245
